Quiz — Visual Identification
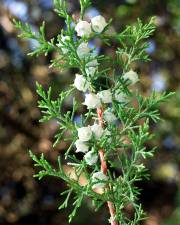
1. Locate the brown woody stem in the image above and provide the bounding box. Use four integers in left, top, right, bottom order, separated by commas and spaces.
97, 107, 119, 225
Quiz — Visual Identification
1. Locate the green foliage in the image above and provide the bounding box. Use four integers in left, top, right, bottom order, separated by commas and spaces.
54, 0, 67, 18
80, 0, 91, 19
13, 20, 55, 56
29, 149, 108, 222
36, 82, 77, 148
15, 0, 174, 224
116, 17, 156, 71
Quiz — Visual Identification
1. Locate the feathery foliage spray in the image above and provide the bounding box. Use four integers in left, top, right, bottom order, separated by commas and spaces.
14, 0, 174, 224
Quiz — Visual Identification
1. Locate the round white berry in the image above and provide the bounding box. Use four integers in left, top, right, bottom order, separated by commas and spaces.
85, 66, 97, 77
122, 70, 139, 85
91, 123, 104, 139
104, 111, 117, 123
98, 89, 112, 104
84, 150, 98, 166
91, 15, 107, 33
74, 74, 90, 92
92, 171, 108, 189
83, 93, 101, 109
75, 140, 89, 153
86, 59, 99, 67
77, 126, 92, 142
77, 42, 90, 59
75, 20, 92, 37
115, 92, 129, 103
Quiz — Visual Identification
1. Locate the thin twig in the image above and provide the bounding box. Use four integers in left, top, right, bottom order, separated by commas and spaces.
97, 107, 119, 225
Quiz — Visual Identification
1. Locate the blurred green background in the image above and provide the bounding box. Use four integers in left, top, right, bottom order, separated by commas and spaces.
0, 0, 179, 224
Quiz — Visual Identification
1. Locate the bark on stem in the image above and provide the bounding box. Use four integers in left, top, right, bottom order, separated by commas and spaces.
97, 107, 119, 225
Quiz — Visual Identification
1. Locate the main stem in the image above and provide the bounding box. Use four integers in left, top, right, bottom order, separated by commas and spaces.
97, 108, 119, 225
